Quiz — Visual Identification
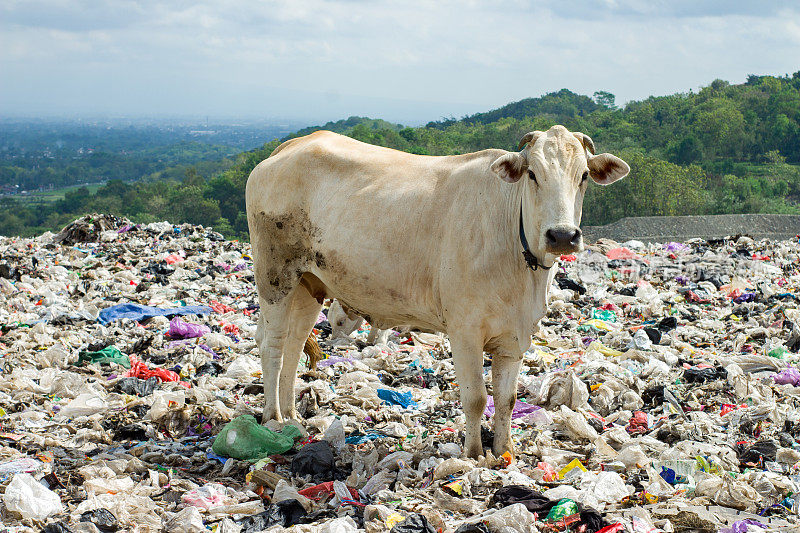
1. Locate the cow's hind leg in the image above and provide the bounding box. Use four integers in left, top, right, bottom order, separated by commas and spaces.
278, 285, 323, 421
257, 293, 295, 423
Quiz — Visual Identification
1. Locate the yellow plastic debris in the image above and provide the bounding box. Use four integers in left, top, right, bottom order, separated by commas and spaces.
583, 319, 615, 332
558, 458, 587, 480
385, 513, 406, 529
587, 341, 624, 357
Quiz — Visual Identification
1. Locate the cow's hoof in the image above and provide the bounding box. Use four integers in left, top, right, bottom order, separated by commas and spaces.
492, 439, 515, 459
262, 407, 283, 424
265, 417, 308, 437
463, 442, 483, 459
280, 408, 299, 422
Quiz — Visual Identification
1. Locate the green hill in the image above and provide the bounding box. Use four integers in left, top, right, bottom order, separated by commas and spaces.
2, 73, 800, 238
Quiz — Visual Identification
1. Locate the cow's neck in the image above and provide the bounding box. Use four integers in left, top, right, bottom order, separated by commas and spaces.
515, 181, 553, 272
503, 180, 553, 338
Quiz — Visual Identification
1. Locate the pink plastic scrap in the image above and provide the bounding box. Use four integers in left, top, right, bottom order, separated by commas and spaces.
167, 317, 210, 339
772, 366, 800, 386
484, 395, 541, 419
606, 247, 640, 260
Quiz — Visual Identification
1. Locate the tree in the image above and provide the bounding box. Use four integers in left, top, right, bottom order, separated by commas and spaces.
673, 136, 703, 165
593, 91, 616, 109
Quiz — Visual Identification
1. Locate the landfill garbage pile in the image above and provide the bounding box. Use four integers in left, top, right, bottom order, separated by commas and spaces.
1, 213, 799, 533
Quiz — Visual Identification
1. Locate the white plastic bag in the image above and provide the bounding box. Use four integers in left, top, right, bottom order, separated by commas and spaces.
163, 506, 205, 533
3, 473, 64, 520
59, 392, 108, 418
318, 516, 359, 533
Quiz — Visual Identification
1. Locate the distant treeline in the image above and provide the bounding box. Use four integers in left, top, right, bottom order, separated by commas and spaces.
2, 73, 800, 239
0, 141, 235, 191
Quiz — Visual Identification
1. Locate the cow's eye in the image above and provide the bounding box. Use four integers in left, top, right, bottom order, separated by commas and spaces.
528, 169, 537, 183
581, 170, 589, 183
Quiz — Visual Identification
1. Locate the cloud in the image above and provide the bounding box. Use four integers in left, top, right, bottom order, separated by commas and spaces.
1, 0, 798, 121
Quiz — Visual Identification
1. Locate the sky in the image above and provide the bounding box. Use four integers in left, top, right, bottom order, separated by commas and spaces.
2, 0, 800, 125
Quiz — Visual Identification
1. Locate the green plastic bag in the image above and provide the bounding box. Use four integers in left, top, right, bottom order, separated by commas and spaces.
545, 498, 579, 521
77, 346, 131, 369
212, 415, 302, 460
591, 309, 617, 322
767, 346, 788, 359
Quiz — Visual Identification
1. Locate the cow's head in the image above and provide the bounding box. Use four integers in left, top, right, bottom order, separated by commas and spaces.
328, 299, 363, 338
490, 125, 629, 255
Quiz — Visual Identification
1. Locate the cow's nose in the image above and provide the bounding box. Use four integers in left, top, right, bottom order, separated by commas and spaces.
545, 226, 582, 250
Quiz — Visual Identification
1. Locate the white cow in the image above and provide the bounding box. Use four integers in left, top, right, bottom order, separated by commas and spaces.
327, 299, 391, 345
246, 125, 628, 458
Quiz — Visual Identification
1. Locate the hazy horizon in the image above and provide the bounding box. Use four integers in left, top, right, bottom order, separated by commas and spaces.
2, 1, 800, 124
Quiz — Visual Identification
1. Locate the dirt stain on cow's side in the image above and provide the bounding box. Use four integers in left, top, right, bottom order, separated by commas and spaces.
250, 209, 349, 305
251, 209, 320, 304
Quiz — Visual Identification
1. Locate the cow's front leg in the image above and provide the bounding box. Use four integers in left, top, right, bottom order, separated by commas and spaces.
450, 333, 487, 459
490, 351, 523, 457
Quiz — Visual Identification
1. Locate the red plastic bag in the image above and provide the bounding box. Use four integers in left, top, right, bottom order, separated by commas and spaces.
626, 411, 649, 435
125, 356, 188, 387
536, 461, 558, 482
720, 404, 746, 416
210, 300, 236, 314
297, 481, 360, 502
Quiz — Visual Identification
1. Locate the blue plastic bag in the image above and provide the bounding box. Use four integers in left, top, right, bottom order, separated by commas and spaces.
377, 388, 417, 408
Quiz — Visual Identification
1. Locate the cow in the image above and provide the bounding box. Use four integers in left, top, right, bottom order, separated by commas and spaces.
327, 299, 391, 345
246, 125, 629, 458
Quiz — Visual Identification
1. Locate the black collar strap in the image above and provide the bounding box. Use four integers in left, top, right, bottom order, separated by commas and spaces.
519, 206, 552, 271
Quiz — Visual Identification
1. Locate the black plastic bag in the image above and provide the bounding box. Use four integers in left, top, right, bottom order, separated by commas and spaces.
683, 366, 727, 383
291, 440, 336, 481
644, 327, 662, 344
657, 316, 678, 331
580, 508, 608, 533
42, 524, 73, 533
454, 523, 490, 533
113, 423, 147, 441
390, 513, 436, 533
239, 499, 308, 532
488, 485, 556, 514
556, 276, 586, 295
641, 385, 665, 407
738, 440, 778, 463
115, 377, 159, 396
195, 361, 224, 377
80, 508, 118, 532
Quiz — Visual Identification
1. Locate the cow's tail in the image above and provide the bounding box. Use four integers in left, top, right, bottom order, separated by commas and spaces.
303, 332, 324, 369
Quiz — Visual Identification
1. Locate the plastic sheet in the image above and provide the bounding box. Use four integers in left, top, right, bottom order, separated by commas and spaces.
98, 302, 212, 325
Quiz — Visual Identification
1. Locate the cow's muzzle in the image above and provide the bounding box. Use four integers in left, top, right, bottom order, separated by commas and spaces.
544, 225, 582, 254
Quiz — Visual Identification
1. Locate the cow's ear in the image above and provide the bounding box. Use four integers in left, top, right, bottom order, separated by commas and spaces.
588, 153, 629, 185
491, 153, 527, 183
